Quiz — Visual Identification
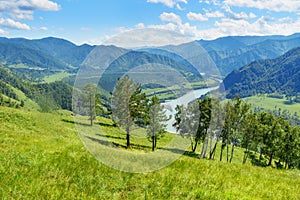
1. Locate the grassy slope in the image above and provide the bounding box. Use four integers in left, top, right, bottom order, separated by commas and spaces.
43, 72, 73, 83
0, 107, 299, 199
244, 95, 300, 116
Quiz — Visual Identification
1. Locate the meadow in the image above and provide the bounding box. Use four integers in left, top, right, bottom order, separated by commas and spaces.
244, 95, 300, 116
0, 106, 299, 199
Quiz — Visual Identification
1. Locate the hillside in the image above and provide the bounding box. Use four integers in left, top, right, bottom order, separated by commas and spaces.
198, 33, 300, 75
0, 67, 73, 111
223, 47, 300, 98
0, 106, 299, 199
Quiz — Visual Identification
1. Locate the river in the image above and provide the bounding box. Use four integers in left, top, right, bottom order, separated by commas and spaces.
162, 85, 220, 133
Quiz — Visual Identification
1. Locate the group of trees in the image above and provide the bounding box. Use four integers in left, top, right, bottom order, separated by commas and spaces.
80, 76, 299, 169
80, 75, 170, 151
174, 97, 300, 169
111, 75, 170, 150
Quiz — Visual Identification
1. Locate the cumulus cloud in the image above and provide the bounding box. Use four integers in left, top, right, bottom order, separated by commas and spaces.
147, 0, 187, 8
187, 11, 225, 22
224, 0, 300, 13
0, 0, 60, 20
0, 18, 30, 30
160, 12, 182, 24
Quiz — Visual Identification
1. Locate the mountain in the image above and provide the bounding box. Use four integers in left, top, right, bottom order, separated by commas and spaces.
198, 33, 300, 75
223, 47, 300, 98
0, 37, 95, 70
77, 45, 203, 92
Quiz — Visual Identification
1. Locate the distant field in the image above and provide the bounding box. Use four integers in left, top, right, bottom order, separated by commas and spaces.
244, 95, 300, 116
0, 107, 299, 199
43, 71, 73, 83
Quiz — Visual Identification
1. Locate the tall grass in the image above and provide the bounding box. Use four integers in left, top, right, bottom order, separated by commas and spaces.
0, 106, 299, 199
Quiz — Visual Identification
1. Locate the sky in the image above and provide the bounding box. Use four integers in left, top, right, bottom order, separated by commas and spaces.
0, 0, 300, 45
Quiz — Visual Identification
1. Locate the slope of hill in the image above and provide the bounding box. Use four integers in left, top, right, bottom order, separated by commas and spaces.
223, 47, 300, 98
0, 67, 73, 111
0, 107, 299, 199
198, 33, 300, 75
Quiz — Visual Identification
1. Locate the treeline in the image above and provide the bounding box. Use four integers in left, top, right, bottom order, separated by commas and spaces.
0, 67, 72, 111
174, 97, 300, 169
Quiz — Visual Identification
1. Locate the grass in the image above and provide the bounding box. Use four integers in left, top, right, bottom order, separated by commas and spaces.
0, 106, 299, 199
244, 95, 300, 116
43, 72, 73, 83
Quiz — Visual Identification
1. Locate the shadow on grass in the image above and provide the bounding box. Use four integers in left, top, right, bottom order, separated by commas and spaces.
96, 134, 124, 140
62, 119, 90, 127
95, 121, 117, 127
85, 136, 127, 149
87, 135, 153, 151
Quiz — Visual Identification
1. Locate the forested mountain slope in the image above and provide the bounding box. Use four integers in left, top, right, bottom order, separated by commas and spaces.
223, 47, 300, 98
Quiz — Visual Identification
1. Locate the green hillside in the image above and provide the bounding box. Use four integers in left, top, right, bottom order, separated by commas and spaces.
223, 47, 300, 98
0, 106, 299, 199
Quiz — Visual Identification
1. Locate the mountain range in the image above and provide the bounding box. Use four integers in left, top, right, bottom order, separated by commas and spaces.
1, 33, 300, 98
223, 47, 300, 98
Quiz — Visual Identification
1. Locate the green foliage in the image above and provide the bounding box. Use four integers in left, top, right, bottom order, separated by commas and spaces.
223, 47, 300, 98
146, 96, 170, 151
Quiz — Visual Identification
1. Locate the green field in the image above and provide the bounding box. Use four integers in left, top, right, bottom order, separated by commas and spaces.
244, 95, 300, 116
43, 72, 73, 83
0, 106, 299, 199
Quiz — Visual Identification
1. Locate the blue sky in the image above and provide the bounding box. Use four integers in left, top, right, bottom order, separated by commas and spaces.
0, 0, 300, 45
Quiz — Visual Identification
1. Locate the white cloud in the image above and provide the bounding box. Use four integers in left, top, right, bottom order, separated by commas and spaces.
187, 12, 208, 21
224, 0, 300, 13
0, 29, 8, 35
160, 12, 182, 24
0, 0, 60, 20
0, 18, 30, 30
147, 0, 187, 8
205, 11, 225, 18
40, 26, 48, 31
223, 5, 257, 20
135, 23, 145, 29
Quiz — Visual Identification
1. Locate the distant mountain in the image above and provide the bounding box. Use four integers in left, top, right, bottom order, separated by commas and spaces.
198, 33, 300, 75
0, 37, 95, 70
78, 45, 203, 92
223, 47, 300, 98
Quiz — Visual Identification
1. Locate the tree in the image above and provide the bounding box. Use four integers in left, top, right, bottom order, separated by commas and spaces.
111, 75, 148, 148
83, 83, 100, 126
198, 97, 212, 158
146, 96, 170, 151
174, 102, 200, 152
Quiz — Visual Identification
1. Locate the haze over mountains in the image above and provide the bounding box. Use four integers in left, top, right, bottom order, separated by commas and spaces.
0, 33, 300, 98
1, 33, 300, 75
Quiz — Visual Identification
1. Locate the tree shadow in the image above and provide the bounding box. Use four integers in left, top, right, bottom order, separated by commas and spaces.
96, 134, 124, 140
95, 121, 117, 127
62, 119, 90, 126
85, 136, 127, 148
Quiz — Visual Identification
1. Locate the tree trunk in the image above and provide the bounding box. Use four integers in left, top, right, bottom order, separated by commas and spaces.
267, 152, 273, 166
152, 135, 155, 151
192, 140, 199, 153
220, 141, 225, 162
243, 143, 249, 164
230, 143, 235, 163
126, 126, 130, 148
210, 141, 218, 160
226, 140, 229, 162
